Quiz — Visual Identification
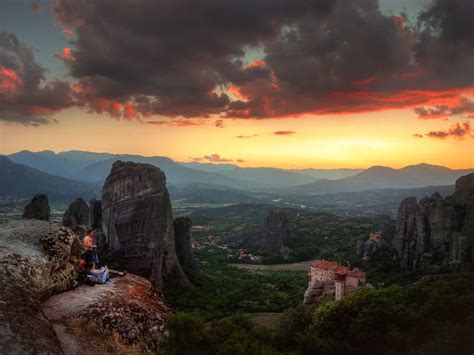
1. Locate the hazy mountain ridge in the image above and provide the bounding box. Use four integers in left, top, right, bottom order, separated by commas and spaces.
5, 150, 473, 192
0, 156, 99, 200
287, 164, 474, 194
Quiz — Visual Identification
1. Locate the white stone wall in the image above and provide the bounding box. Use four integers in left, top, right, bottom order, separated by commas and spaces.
335, 280, 344, 300
345, 275, 360, 288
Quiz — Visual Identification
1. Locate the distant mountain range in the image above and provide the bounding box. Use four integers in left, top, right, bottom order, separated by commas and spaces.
0, 156, 98, 200
285, 164, 474, 194
4, 150, 473, 194
6, 150, 360, 189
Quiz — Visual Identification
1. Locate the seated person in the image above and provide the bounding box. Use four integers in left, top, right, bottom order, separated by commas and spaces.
80, 247, 126, 284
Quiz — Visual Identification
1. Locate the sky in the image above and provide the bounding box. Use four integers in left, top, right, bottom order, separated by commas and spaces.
0, 0, 473, 169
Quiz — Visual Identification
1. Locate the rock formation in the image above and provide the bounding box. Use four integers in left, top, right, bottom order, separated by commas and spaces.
394, 173, 474, 271
43, 274, 170, 353
0, 219, 171, 353
217, 208, 293, 258
357, 237, 384, 261
89, 198, 102, 229
357, 215, 394, 262
101, 161, 187, 289
23, 193, 50, 221
63, 198, 90, 235
173, 217, 199, 276
0, 220, 82, 354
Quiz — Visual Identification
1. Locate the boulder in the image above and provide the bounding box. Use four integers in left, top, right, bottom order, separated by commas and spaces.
0, 220, 82, 354
101, 161, 187, 289
393, 173, 474, 270
23, 193, 50, 221
63, 198, 90, 235
173, 217, 199, 275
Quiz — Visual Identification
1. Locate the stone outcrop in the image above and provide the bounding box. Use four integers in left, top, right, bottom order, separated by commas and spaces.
394, 173, 474, 271
43, 274, 170, 353
217, 208, 293, 258
63, 198, 90, 235
357, 237, 384, 261
89, 198, 102, 229
101, 161, 187, 289
0, 220, 82, 354
173, 217, 199, 276
23, 193, 50, 221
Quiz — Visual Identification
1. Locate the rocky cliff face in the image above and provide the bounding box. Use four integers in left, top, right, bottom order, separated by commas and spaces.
218, 208, 293, 258
63, 198, 90, 235
23, 193, 50, 221
394, 173, 474, 271
101, 161, 187, 289
0, 220, 82, 354
173, 217, 199, 276
89, 198, 102, 229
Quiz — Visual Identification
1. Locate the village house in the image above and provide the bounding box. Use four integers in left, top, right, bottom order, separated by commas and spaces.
304, 260, 366, 303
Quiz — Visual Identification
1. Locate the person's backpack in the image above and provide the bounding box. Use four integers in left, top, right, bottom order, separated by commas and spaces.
86, 266, 110, 284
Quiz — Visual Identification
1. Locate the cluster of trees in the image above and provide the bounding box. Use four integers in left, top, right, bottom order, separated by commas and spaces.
165, 276, 474, 354
164, 258, 307, 320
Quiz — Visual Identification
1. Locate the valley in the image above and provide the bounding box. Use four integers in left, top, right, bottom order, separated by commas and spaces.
0, 152, 473, 354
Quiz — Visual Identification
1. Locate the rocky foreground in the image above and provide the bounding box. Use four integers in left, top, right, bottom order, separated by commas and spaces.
0, 220, 170, 354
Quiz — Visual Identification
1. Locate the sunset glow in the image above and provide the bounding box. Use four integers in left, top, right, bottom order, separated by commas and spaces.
0, 0, 472, 169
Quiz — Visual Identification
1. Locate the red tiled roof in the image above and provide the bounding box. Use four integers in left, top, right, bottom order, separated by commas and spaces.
312, 260, 366, 278
312, 260, 341, 271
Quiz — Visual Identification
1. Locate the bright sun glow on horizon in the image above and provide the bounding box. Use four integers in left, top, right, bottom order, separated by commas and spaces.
1, 108, 473, 170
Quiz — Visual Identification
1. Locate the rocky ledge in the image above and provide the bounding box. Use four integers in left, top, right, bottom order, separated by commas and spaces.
0, 220, 82, 354
0, 220, 170, 354
43, 274, 169, 353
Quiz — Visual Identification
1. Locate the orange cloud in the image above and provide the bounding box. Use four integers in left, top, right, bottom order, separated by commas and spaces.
274, 130, 295, 136
215, 119, 225, 128
0, 68, 22, 94
245, 60, 266, 69
227, 84, 248, 101
191, 154, 239, 163
63, 47, 72, 59
146, 119, 204, 127
424, 121, 472, 140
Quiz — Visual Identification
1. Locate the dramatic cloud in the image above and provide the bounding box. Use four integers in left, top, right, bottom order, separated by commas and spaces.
423, 121, 472, 140
0, 32, 73, 125
413, 133, 424, 138
274, 131, 295, 136
414, 97, 474, 119
50, 0, 474, 122
3, 0, 472, 125
191, 154, 237, 163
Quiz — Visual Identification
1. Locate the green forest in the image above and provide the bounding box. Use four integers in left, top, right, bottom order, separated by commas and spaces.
165, 276, 474, 355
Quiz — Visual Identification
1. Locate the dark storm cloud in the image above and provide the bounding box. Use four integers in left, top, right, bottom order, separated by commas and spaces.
19, 0, 471, 121
0, 32, 73, 125
415, 0, 474, 86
